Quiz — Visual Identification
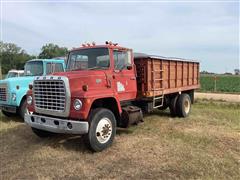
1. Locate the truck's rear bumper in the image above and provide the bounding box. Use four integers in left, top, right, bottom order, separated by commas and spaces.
25, 114, 89, 134
0, 104, 17, 113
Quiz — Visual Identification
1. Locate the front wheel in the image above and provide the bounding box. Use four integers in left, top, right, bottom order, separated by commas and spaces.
84, 108, 116, 152
19, 98, 28, 120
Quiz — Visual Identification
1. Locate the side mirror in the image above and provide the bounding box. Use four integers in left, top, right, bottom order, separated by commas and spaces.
127, 65, 133, 70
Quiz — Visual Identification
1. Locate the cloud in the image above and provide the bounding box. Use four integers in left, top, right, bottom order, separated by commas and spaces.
1, 1, 239, 73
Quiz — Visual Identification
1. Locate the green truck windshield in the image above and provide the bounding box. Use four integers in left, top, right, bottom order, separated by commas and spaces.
24, 61, 43, 76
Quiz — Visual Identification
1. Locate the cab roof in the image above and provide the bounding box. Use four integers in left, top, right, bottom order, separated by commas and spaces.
8, 70, 24, 73
134, 53, 199, 63
70, 44, 132, 52
27, 58, 65, 63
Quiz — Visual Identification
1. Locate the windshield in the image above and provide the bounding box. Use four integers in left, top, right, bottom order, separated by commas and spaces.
24, 61, 43, 76
6, 72, 18, 78
67, 48, 110, 71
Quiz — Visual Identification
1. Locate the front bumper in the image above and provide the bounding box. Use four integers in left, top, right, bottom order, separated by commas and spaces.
25, 114, 89, 134
0, 104, 17, 113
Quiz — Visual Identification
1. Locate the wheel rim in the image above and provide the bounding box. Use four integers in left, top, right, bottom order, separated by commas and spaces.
96, 117, 112, 144
184, 99, 190, 114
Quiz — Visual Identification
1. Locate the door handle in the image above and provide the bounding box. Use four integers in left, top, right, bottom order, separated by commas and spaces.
130, 77, 136, 80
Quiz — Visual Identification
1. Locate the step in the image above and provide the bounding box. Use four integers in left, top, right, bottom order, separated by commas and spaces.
153, 105, 163, 108
154, 96, 164, 100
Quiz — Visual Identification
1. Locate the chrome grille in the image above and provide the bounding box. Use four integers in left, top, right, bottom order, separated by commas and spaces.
34, 80, 66, 111
0, 84, 7, 102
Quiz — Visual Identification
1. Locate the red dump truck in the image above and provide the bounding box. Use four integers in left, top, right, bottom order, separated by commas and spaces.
25, 42, 200, 152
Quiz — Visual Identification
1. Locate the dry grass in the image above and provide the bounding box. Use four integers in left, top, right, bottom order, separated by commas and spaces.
0, 100, 239, 179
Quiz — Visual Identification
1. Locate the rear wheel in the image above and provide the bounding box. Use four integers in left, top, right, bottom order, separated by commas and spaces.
176, 93, 191, 117
169, 95, 179, 117
84, 108, 116, 152
1, 110, 16, 117
31, 127, 55, 138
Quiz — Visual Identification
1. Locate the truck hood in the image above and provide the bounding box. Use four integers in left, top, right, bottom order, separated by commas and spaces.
0, 76, 34, 90
53, 71, 109, 94
0, 76, 35, 105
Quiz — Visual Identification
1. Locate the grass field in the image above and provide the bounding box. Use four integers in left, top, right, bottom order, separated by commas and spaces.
200, 74, 240, 93
0, 100, 239, 179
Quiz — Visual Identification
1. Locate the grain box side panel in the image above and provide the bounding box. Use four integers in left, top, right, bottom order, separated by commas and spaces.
147, 60, 152, 92
135, 57, 200, 98
189, 63, 193, 85
163, 61, 169, 89
145, 59, 165, 93
183, 62, 188, 86
170, 61, 176, 88
177, 61, 183, 87
193, 63, 198, 85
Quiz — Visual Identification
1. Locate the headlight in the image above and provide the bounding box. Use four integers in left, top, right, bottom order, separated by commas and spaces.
11, 93, 16, 101
27, 96, 32, 105
73, 99, 82, 111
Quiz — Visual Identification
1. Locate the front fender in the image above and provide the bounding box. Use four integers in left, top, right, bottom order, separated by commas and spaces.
70, 93, 122, 121
15, 87, 29, 106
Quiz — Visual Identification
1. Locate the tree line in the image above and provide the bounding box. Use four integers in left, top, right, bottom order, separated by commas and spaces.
0, 41, 68, 74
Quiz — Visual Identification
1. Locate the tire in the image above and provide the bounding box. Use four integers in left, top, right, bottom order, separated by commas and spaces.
19, 98, 28, 120
169, 95, 179, 117
84, 108, 116, 152
176, 93, 191, 118
31, 127, 55, 138
1, 110, 15, 117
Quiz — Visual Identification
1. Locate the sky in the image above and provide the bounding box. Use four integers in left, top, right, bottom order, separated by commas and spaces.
1, 0, 239, 73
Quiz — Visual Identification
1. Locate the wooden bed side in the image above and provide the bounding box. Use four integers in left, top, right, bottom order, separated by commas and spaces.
134, 57, 200, 98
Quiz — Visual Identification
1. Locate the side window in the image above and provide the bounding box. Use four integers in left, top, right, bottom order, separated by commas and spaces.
114, 50, 131, 70
46, 63, 64, 75
54, 63, 64, 72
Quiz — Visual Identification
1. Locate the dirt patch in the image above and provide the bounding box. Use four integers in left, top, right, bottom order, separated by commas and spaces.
195, 92, 240, 103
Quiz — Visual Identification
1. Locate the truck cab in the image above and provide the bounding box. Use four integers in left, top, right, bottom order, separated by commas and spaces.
0, 59, 65, 119
25, 44, 139, 150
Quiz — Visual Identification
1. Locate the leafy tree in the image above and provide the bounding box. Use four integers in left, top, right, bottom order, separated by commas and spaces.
0, 41, 33, 74
38, 43, 68, 59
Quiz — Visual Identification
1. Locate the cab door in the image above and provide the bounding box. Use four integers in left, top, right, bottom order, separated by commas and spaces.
112, 49, 137, 101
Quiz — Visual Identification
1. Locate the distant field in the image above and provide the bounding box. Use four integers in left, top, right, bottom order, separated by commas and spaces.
200, 74, 240, 93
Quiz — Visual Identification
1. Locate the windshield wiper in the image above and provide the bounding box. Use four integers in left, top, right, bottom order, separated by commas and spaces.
87, 66, 107, 70
71, 68, 83, 71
